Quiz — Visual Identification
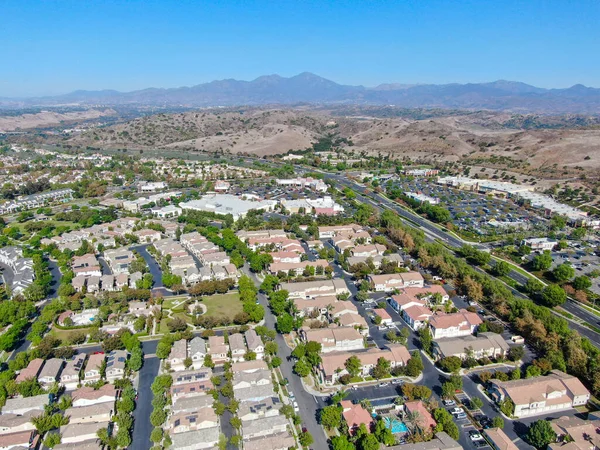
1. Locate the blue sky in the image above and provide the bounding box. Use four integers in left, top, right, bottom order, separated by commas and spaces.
1, 0, 599, 96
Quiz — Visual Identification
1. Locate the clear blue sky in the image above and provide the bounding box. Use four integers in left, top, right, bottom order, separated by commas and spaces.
1, 0, 599, 96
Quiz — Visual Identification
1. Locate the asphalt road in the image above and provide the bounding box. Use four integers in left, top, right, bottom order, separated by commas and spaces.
241, 265, 329, 450
325, 173, 600, 346
131, 244, 164, 288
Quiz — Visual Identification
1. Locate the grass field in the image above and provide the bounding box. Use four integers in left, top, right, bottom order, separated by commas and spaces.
49, 326, 88, 344
202, 292, 243, 318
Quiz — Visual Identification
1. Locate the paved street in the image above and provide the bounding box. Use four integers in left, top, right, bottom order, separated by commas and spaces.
241, 265, 329, 450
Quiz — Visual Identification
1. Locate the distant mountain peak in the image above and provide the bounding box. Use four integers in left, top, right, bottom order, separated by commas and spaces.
3, 73, 599, 114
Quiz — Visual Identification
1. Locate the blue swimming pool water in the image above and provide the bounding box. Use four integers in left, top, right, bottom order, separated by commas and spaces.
383, 416, 408, 433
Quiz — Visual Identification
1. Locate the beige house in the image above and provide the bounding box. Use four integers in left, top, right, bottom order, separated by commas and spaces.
60, 421, 110, 444
167, 406, 218, 434
228, 333, 247, 363
245, 330, 265, 359
433, 333, 510, 360
208, 336, 229, 365
0, 411, 38, 436
232, 369, 272, 391
84, 353, 105, 383
169, 426, 220, 450
490, 370, 590, 418
429, 310, 482, 339
65, 402, 114, 424
300, 327, 364, 353
167, 339, 188, 371
71, 385, 118, 407
242, 415, 288, 440
60, 353, 86, 390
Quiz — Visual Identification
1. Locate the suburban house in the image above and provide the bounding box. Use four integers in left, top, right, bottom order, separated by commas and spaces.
401, 304, 434, 330
432, 333, 510, 360
341, 401, 375, 435
208, 336, 229, 365
548, 415, 600, 450
484, 428, 519, 450
300, 327, 364, 353
241, 415, 288, 440
318, 224, 363, 239
171, 395, 213, 414
404, 401, 436, 431
71, 384, 117, 407
373, 308, 393, 325
38, 358, 64, 386
232, 369, 272, 390
15, 358, 44, 383
243, 433, 296, 450
71, 384, 118, 407
60, 353, 86, 390
188, 337, 207, 369
238, 397, 282, 421
105, 350, 128, 382
84, 353, 105, 383
229, 333, 248, 363
65, 402, 114, 424
60, 421, 110, 444
351, 244, 386, 258
2, 394, 49, 415
279, 279, 349, 299
319, 344, 412, 385
72, 254, 102, 277
232, 360, 268, 374
489, 370, 590, 418
429, 310, 483, 339
170, 380, 214, 400
167, 339, 188, 371
269, 251, 302, 264
167, 406, 218, 434
368, 271, 425, 292
245, 330, 265, 359
234, 384, 276, 403
268, 259, 329, 276
169, 427, 220, 450
0, 430, 37, 450
0, 410, 38, 435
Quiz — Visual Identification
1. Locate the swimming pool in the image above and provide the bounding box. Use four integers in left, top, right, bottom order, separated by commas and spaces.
383, 416, 408, 433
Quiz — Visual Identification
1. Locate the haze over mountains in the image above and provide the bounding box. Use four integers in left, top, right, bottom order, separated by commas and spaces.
3, 72, 600, 114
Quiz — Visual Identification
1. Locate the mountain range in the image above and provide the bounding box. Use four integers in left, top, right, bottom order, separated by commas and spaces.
3, 72, 600, 113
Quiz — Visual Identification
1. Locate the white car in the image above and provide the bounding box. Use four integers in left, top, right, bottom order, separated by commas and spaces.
293, 401, 299, 412
451, 407, 464, 415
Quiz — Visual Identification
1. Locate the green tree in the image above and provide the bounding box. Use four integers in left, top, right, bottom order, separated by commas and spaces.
507, 345, 525, 361
493, 260, 511, 277
541, 284, 567, 307
492, 416, 505, 429
372, 357, 391, 379
553, 263, 575, 282
294, 358, 312, 377
345, 356, 362, 378
469, 397, 483, 410
276, 313, 294, 334
573, 276, 592, 290
439, 356, 462, 373
532, 251, 553, 271
527, 420, 557, 449
320, 405, 343, 430
299, 431, 314, 447
150, 427, 163, 443
331, 435, 356, 450
405, 351, 424, 377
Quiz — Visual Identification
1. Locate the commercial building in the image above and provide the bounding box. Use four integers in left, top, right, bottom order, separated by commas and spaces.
179, 194, 277, 220
521, 237, 558, 252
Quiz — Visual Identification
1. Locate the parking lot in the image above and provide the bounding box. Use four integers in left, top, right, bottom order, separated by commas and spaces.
547, 249, 600, 295
386, 178, 549, 236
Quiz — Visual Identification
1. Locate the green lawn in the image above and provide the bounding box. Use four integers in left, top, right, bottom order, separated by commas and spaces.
202, 292, 243, 318
49, 326, 88, 345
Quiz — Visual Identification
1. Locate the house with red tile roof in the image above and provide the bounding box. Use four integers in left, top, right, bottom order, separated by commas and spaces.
340, 401, 375, 435
404, 400, 436, 431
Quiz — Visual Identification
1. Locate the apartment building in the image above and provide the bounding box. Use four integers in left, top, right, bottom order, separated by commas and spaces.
301, 327, 364, 353
368, 271, 425, 292
279, 279, 349, 299
433, 333, 510, 360
489, 370, 590, 418
429, 310, 483, 339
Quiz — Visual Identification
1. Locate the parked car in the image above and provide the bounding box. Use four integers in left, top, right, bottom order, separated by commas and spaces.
450, 407, 464, 414
378, 382, 389, 387
456, 412, 467, 419
443, 399, 456, 407
469, 431, 483, 441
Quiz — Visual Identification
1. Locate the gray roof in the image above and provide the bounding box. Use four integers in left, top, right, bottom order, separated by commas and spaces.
172, 368, 212, 385
54, 439, 103, 450
65, 402, 114, 421
234, 384, 275, 402
245, 330, 264, 352
106, 350, 128, 371
241, 415, 288, 438
228, 333, 246, 352
243, 432, 296, 450
434, 332, 510, 358
169, 426, 220, 448
188, 337, 206, 356
38, 358, 64, 380
172, 395, 213, 413
60, 421, 111, 440
238, 396, 282, 418
233, 369, 271, 387
0, 410, 39, 427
